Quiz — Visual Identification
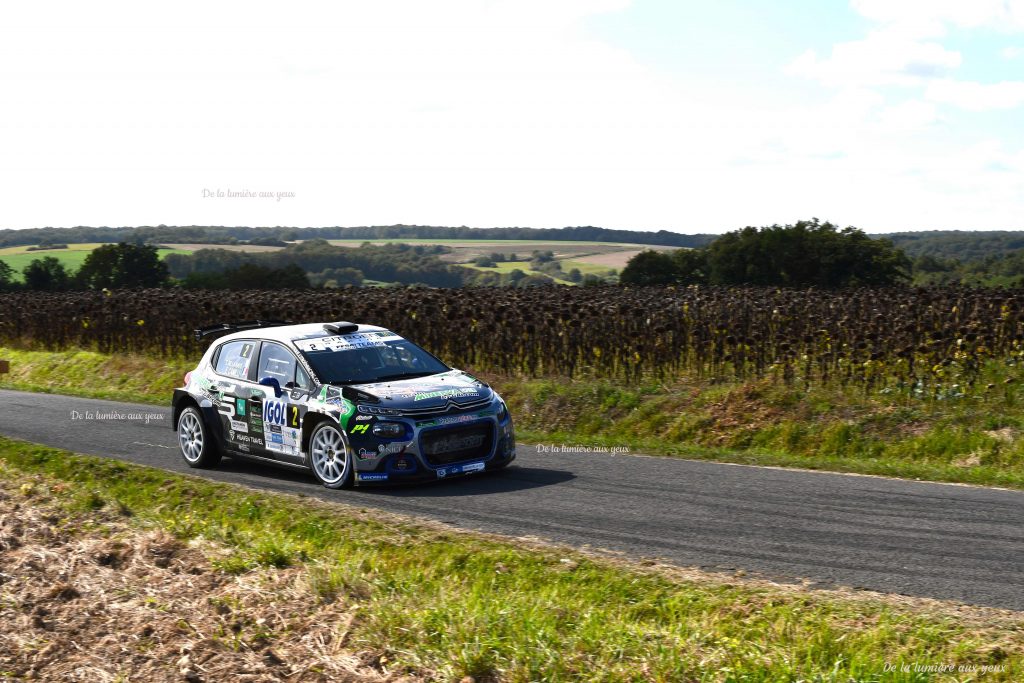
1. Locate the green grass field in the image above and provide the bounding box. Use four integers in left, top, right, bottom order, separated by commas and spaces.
0, 244, 189, 282
1, 438, 1019, 681
560, 259, 619, 277
465, 260, 616, 284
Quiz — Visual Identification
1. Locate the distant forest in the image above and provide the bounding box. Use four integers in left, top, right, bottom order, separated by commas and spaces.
885, 231, 1024, 261
0, 224, 715, 249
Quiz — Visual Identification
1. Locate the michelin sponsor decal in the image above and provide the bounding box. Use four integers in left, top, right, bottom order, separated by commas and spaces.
356, 472, 389, 482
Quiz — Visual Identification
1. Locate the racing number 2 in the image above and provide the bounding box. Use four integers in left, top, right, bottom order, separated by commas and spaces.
289, 405, 300, 428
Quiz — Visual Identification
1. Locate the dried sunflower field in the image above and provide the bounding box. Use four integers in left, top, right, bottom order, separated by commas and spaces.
1, 286, 1023, 393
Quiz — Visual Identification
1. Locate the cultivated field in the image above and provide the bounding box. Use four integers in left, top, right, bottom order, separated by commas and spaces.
326, 238, 675, 273
0, 238, 679, 284
1, 285, 1020, 387
161, 243, 287, 253
0, 244, 189, 281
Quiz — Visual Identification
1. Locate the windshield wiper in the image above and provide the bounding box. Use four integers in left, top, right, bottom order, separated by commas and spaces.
370, 371, 437, 383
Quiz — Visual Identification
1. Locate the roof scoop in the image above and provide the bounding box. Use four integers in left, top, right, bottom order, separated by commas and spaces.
323, 321, 359, 335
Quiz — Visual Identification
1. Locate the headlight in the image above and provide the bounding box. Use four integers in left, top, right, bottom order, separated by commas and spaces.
372, 421, 405, 438
496, 401, 508, 421
359, 404, 402, 416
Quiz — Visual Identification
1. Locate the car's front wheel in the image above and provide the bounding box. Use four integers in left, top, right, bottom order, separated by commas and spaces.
177, 406, 221, 469
309, 422, 353, 489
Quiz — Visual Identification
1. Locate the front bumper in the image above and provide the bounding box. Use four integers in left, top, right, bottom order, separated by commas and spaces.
349, 407, 516, 486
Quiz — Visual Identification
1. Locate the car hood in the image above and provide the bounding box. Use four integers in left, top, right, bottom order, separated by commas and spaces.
345, 370, 493, 411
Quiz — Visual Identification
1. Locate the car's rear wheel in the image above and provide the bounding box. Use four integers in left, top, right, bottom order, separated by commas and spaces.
177, 406, 221, 469
309, 422, 353, 489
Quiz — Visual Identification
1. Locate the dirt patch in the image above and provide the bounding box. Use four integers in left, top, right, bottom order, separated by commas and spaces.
985, 427, 1017, 444
0, 483, 421, 682
699, 383, 789, 446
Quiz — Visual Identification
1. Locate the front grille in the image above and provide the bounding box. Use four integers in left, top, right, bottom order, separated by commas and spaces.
398, 396, 492, 417
420, 422, 494, 466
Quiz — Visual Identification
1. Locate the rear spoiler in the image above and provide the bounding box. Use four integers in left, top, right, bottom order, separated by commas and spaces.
193, 319, 292, 342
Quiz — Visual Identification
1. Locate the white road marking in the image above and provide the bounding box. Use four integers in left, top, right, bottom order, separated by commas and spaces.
132, 441, 173, 449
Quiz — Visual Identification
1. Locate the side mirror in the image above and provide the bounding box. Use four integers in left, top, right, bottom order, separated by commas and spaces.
259, 376, 282, 398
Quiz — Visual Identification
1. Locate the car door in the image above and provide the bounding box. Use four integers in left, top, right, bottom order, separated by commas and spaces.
210, 339, 267, 456
251, 341, 310, 465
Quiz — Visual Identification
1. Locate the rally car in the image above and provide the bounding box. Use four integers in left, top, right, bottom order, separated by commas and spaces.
171, 320, 516, 488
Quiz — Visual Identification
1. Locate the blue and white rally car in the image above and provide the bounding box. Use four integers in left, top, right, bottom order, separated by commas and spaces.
172, 320, 516, 488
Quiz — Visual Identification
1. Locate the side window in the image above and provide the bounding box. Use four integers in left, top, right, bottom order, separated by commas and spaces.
257, 342, 298, 385
215, 341, 256, 379
295, 363, 313, 391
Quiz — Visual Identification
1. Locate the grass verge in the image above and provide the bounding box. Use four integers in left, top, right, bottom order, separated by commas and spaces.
498, 373, 1024, 490
0, 346, 188, 404
1, 436, 1021, 681
3, 346, 1024, 489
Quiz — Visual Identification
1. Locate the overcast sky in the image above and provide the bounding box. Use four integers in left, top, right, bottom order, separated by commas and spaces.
2, 0, 1022, 233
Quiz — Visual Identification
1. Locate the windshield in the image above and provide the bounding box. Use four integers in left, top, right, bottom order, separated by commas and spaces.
294, 331, 449, 385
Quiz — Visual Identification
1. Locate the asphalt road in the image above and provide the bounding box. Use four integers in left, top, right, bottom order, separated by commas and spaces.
1, 388, 1022, 610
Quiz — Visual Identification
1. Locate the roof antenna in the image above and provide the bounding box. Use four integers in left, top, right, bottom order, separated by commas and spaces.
323, 321, 359, 335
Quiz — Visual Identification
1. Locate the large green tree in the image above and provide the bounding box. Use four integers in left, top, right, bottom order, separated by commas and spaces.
77, 242, 169, 289
706, 219, 909, 287
620, 250, 680, 285
621, 219, 910, 288
0, 260, 14, 291
22, 256, 71, 291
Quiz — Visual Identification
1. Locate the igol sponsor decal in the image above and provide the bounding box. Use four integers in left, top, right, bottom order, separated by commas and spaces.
265, 400, 301, 428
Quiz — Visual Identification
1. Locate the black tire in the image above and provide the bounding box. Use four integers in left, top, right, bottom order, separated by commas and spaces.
177, 406, 222, 469
308, 422, 354, 489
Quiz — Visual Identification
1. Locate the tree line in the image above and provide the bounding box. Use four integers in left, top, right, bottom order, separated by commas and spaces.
0, 240, 552, 291
620, 219, 911, 288
0, 224, 714, 249
0, 244, 312, 292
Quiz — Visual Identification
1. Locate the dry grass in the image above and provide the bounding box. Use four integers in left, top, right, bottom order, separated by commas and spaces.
0, 479, 424, 682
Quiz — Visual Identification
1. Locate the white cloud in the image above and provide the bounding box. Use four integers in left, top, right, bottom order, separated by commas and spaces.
876, 100, 939, 130
1004, 46, 1024, 59
851, 0, 1024, 32
925, 79, 1024, 110
787, 29, 961, 88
